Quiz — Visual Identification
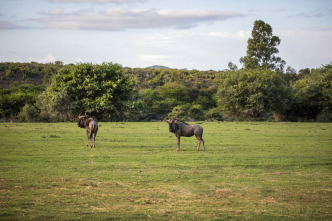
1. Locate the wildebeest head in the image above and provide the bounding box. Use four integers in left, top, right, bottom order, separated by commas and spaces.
78, 113, 88, 128
166, 119, 178, 133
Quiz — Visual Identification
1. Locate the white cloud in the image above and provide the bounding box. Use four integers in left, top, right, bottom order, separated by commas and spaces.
33, 8, 243, 31
205, 30, 250, 40
48, 8, 64, 16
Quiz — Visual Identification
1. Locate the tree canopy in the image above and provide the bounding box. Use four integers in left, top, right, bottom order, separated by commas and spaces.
38, 62, 134, 121
240, 20, 285, 72
217, 69, 291, 120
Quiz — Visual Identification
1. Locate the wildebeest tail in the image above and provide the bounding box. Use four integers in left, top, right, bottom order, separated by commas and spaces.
89, 123, 95, 139
199, 127, 204, 139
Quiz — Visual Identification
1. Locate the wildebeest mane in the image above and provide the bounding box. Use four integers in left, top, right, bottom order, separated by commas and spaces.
174, 119, 188, 125
85, 117, 93, 126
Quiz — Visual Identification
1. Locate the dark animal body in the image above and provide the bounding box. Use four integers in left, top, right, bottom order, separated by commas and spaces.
78, 113, 98, 148
166, 119, 205, 152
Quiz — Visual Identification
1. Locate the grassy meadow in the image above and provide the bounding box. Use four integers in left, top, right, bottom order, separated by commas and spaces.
0, 121, 331, 220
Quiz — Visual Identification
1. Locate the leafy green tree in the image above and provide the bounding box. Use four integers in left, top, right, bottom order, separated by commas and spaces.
0, 84, 44, 119
159, 82, 192, 103
227, 61, 238, 71
193, 87, 218, 110
188, 104, 204, 120
217, 69, 291, 120
137, 89, 164, 120
18, 104, 40, 122
38, 62, 134, 121
168, 104, 191, 120
292, 63, 332, 121
205, 107, 223, 121
240, 20, 285, 72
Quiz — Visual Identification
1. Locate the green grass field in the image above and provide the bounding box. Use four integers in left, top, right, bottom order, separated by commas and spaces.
0, 122, 331, 220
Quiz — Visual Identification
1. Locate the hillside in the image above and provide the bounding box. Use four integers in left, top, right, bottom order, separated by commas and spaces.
147, 65, 171, 69
0, 62, 221, 90
0, 62, 66, 89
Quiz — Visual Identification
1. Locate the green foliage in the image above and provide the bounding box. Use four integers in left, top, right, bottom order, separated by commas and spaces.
18, 103, 40, 122
188, 104, 204, 120
0, 61, 331, 122
0, 62, 65, 88
240, 20, 285, 72
292, 63, 332, 121
38, 62, 134, 121
217, 69, 291, 120
136, 89, 176, 120
0, 84, 44, 119
168, 104, 191, 120
167, 104, 206, 121
205, 107, 223, 121
159, 82, 192, 103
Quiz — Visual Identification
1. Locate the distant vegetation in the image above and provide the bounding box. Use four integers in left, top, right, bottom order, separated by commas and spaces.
0, 20, 331, 122
0, 61, 331, 122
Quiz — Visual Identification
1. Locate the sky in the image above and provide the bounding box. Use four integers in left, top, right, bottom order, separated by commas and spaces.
0, 0, 331, 71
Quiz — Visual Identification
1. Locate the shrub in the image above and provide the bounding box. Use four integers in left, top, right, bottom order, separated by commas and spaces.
18, 104, 40, 122
205, 107, 223, 121
168, 104, 191, 120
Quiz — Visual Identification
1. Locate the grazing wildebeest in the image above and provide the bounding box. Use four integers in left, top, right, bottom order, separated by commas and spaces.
166, 119, 205, 152
78, 113, 98, 148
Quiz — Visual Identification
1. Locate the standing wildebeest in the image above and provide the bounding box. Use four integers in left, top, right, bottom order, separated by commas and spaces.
166, 119, 205, 152
78, 113, 98, 148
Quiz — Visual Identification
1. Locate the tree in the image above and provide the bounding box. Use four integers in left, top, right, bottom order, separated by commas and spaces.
292, 63, 332, 121
38, 62, 134, 121
240, 20, 285, 72
217, 69, 291, 120
18, 104, 40, 122
0, 84, 44, 119
227, 61, 238, 71
159, 82, 193, 103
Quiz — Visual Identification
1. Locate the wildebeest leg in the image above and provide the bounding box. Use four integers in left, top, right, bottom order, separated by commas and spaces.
93, 132, 96, 148
196, 136, 205, 152
176, 135, 180, 152
89, 132, 94, 148
196, 137, 201, 152
86, 131, 89, 146
202, 139, 205, 151
94, 130, 98, 148
92, 134, 95, 148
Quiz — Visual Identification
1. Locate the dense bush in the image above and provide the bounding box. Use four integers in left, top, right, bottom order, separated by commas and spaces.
38, 62, 134, 121
217, 69, 291, 120
18, 104, 40, 122
0, 84, 44, 120
205, 107, 223, 121
291, 63, 332, 121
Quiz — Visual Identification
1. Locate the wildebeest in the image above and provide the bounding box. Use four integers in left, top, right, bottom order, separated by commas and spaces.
78, 113, 98, 148
166, 119, 205, 152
